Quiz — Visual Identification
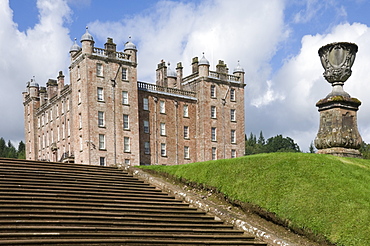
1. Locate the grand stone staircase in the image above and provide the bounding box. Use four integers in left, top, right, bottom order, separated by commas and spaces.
0, 158, 267, 245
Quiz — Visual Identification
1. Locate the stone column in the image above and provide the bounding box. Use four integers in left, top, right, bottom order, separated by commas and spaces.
314, 42, 363, 158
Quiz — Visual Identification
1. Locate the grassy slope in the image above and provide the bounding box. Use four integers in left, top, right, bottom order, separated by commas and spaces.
141, 153, 370, 246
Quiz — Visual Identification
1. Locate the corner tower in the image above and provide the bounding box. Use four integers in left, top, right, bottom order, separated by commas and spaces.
69, 28, 139, 166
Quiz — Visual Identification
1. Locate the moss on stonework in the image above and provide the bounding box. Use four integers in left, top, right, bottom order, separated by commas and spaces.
316, 96, 361, 106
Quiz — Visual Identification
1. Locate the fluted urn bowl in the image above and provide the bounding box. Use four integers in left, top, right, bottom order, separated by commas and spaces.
318, 42, 358, 84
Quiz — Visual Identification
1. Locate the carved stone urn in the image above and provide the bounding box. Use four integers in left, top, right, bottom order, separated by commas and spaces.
314, 42, 363, 158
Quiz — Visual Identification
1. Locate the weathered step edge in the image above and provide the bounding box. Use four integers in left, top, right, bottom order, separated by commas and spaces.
123, 164, 292, 246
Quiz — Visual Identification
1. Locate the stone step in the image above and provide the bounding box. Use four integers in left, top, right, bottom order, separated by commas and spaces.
0, 158, 122, 173
0, 210, 215, 220
0, 197, 191, 209
0, 232, 254, 241
0, 182, 167, 196
0, 169, 134, 182
0, 158, 266, 245
0, 177, 155, 190
0, 191, 175, 204
0, 172, 149, 186
0, 238, 267, 245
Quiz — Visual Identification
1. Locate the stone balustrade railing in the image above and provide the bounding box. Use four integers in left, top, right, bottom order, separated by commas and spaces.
138, 82, 196, 98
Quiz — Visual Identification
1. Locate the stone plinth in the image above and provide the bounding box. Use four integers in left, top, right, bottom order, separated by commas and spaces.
314, 96, 362, 158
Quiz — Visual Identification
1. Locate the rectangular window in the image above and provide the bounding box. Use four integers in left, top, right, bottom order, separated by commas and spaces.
78, 90, 81, 104
79, 136, 83, 151
122, 67, 127, 80
161, 143, 166, 157
211, 106, 216, 118
123, 114, 129, 130
97, 87, 104, 101
79, 113, 82, 129
99, 157, 105, 166
211, 85, 216, 98
124, 137, 130, 152
211, 127, 217, 141
160, 100, 165, 114
67, 119, 70, 136
143, 98, 149, 110
231, 149, 236, 158
231, 109, 236, 122
62, 123, 65, 139
98, 111, 105, 127
144, 141, 150, 154
143, 120, 149, 133
61, 100, 64, 114
50, 109, 53, 121
231, 130, 236, 143
230, 88, 236, 101
125, 159, 130, 165
184, 146, 190, 159
183, 105, 189, 117
212, 147, 217, 160
160, 123, 166, 136
184, 126, 189, 139
99, 134, 105, 150
122, 91, 129, 105
97, 63, 103, 77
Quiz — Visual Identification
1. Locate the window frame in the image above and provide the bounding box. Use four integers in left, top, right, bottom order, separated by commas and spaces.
183, 104, 189, 117
211, 106, 216, 119
122, 91, 129, 105
98, 111, 105, 127
230, 109, 236, 122
143, 98, 149, 110
96, 63, 103, 77
211, 127, 217, 142
124, 137, 130, 152
122, 67, 128, 81
210, 85, 216, 98
99, 134, 105, 150
123, 114, 129, 130
97, 87, 104, 101
160, 123, 166, 136
161, 143, 167, 157
143, 120, 149, 133
184, 126, 189, 139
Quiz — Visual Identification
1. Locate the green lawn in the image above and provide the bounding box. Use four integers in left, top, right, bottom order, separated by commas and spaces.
141, 153, 370, 246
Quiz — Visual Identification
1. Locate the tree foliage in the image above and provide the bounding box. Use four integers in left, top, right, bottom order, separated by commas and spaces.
245, 132, 300, 155
0, 137, 26, 159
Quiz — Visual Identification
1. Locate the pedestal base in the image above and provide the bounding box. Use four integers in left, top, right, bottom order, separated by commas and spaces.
317, 147, 362, 158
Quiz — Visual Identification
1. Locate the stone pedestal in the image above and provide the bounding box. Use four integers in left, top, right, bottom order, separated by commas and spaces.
314, 96, 362, 158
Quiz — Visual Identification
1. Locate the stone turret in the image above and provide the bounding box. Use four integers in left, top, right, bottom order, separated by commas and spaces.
124, 38, 137, 64
198, 53, 210, 77
80, 26, 94, 54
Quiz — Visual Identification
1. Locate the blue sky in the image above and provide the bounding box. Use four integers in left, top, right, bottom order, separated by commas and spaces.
3, 0, 370, 152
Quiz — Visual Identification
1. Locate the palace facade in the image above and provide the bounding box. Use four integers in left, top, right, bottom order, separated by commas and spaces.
23, 28, 245, 166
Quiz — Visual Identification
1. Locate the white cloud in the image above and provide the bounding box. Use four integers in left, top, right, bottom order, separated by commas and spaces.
0, 0, 72, 142
88, 0, 287, 84
254, 22, 370, 151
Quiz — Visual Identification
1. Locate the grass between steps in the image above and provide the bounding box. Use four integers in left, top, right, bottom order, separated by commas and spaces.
140, 152, 370, 246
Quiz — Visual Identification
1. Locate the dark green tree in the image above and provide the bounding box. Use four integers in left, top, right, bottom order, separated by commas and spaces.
17, 141, 26, 159
257, 131, 265, 146
6, 140, 17, 158
309, 141, 316, 153
0, 138, 5, 157
265, 135, 300, 153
